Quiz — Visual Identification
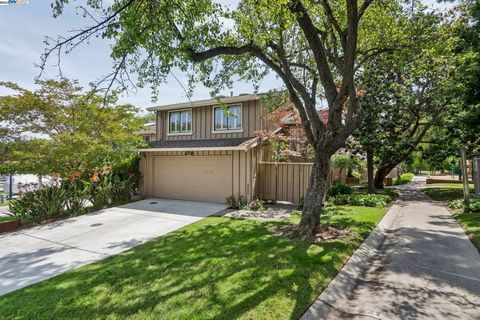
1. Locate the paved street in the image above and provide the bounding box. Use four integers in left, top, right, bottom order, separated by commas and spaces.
303, 177, 480, 319
0, 206, 9, 216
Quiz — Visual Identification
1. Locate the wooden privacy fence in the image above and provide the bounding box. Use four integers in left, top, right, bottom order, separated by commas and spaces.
256, 162, 346, 204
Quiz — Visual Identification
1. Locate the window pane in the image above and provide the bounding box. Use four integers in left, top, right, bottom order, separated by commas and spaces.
228, 106, 241, 129
181, 112, 187, 131
185, 111, 192, 131
169, 112, 178, 132
215, 107, 224, 130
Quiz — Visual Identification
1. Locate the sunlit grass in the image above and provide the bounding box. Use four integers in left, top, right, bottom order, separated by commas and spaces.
0, 206, 385, 320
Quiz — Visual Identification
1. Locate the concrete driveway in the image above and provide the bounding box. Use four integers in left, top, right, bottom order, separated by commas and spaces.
0, 198, 227, 296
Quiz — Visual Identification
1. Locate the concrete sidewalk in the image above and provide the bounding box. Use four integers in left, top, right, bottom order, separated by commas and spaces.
0, 198, 226, 296
302, 177, 480, 319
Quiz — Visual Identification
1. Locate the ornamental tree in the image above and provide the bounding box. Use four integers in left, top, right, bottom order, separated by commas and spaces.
46, 0, 410, 237
0, 79, 144, 176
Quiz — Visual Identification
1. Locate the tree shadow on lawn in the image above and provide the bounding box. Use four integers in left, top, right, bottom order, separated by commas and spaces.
0, 217, 369, 320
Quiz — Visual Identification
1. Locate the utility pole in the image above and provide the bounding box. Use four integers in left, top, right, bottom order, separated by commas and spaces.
460, 147, 470, 206
8, 174, 13, 199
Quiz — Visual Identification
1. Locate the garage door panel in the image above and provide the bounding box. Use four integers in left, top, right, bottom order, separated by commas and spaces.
153, 156, 232, 203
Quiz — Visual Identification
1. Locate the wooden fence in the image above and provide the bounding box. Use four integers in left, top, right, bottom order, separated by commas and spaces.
256, 162, 346, 203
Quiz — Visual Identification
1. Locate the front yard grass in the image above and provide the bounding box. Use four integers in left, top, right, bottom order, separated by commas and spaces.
453, 211, 480, 250
0, 205, 385, 320
422, 187, 466, 201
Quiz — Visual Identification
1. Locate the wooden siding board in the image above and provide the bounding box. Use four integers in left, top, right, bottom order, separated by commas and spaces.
256, 162, 339, 204
158, 99, 273, 142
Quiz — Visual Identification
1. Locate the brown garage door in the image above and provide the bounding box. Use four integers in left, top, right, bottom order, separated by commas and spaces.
152, 156, 232, 203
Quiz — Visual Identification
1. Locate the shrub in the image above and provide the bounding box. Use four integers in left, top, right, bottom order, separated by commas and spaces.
448, 199, 464, 209
9, 157, 142, 222
468, 197, 480, 212
62, 179, 89, 214
329, 181, 353, 197
449, 197, 480, 213
351, 171, 362, 180
297, 197, 304, 210
242, 199, 266, 211
394, 173, 414, 185
9, 185, 68, 220
332, 194, 391, 207
225, 195, 246, 209
225, 195, 238, 209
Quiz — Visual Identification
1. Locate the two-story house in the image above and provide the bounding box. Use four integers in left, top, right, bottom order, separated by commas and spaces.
139, 94, 275, 203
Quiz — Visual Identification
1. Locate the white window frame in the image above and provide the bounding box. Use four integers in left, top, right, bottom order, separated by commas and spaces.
212, 104, 244, 133
167, 109, 193, 136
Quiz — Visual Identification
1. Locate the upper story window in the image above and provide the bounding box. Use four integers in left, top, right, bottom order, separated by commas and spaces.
214, 105, 242, 131
169, 110, 192, 134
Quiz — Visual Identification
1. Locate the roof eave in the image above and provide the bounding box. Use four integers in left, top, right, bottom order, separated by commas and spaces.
138, 137, 259, 153
138, 146, 248, 152
147, 94, 259, 112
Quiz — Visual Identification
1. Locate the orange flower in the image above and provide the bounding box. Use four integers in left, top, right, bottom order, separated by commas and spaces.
90, 172, 99, 182
67, 171, 81, 181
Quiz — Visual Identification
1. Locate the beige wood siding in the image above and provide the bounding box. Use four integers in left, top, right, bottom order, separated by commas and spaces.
139, 148, 257, 203
156, 100, 274, 141
257, 162, 347, 203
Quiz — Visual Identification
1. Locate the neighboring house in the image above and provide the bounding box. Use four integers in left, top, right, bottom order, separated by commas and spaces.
139, 94, 275, 203
136, 122, 157, 143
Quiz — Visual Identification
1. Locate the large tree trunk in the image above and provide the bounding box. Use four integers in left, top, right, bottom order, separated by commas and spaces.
299, 151, 331, 238
374, 163, 396, 189
366, 148, 376, 194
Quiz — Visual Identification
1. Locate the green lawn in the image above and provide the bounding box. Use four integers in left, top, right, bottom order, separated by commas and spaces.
422, 187, 466, 201
453, 212, 480, 250
0, 205, 385, 320
425, 183, 474, 188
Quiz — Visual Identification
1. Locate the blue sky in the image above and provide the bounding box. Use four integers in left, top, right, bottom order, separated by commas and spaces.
0, 0, 450, 113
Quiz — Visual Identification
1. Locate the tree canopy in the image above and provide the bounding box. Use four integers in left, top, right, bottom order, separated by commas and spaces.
38, 0, 479, 236
354, 6, 466, 188
0, 79, 144, 175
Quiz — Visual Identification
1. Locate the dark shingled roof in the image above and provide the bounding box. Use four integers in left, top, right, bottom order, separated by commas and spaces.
147, 137, 256, 149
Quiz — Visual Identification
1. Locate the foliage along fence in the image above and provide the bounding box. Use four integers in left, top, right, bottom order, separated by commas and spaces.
256, 162, 346, 204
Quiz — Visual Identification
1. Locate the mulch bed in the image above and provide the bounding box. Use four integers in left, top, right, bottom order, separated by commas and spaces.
274, 223, 352, 242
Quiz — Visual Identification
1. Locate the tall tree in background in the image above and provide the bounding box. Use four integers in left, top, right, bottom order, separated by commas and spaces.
356, 8, 462, 188
446, 1, 480, 154
45, 0, 409, 237
0, 79, 144, 176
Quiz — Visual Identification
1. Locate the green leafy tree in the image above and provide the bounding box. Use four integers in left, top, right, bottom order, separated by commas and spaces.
356, 8, 463, 188
44, 0, 411, 237
0, 79, 144, 176
445, 2, 480, 154
331, 153, 361, 179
